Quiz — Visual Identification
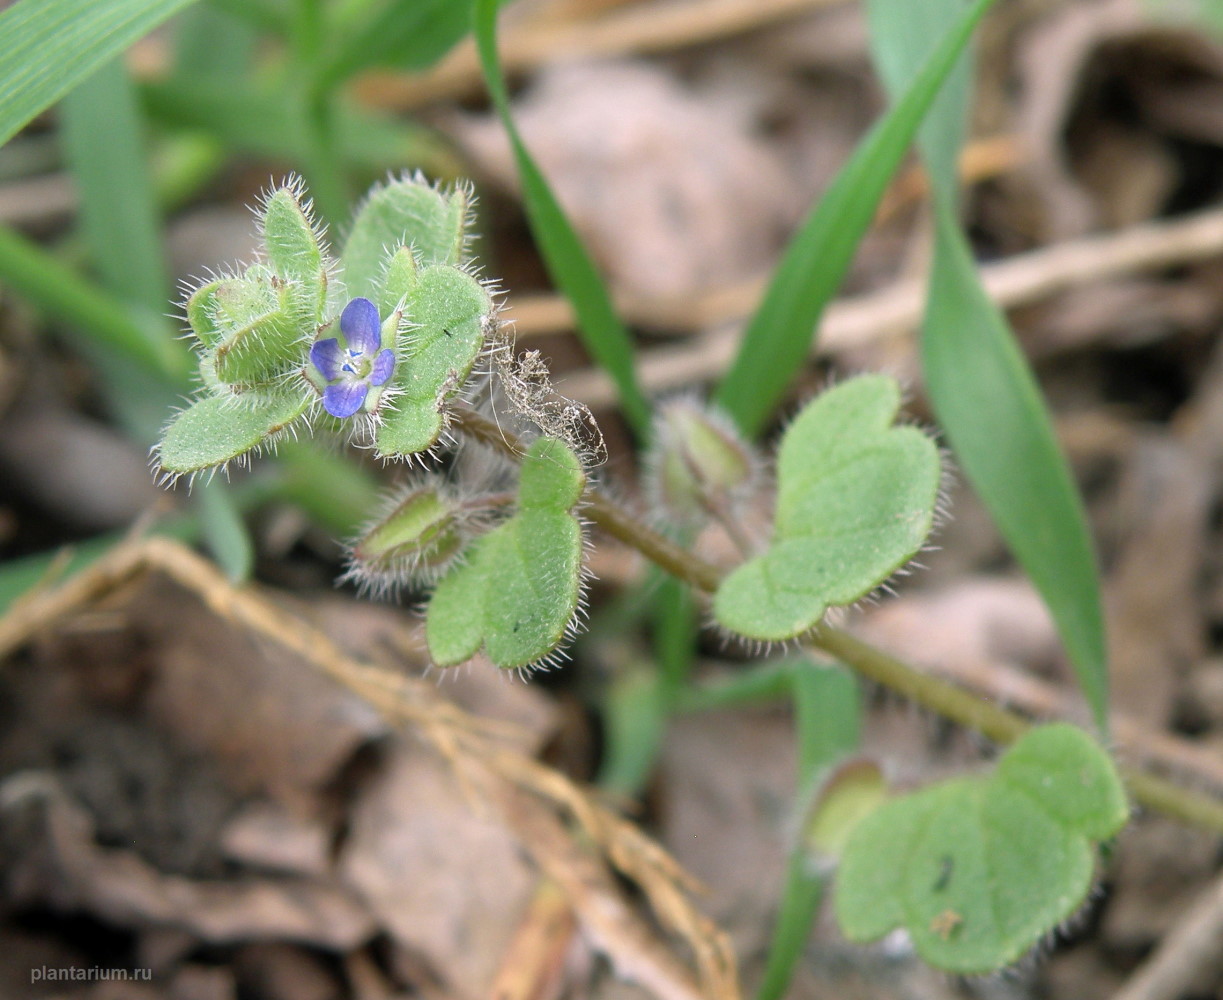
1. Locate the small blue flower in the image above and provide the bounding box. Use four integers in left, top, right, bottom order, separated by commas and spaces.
310, 297, 396, 418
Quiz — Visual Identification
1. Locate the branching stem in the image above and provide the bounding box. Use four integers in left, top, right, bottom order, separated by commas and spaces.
453, 405, 1223, 834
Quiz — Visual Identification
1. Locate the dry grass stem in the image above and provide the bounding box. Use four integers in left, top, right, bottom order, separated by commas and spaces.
0, 537, 739, 1000
354, 0, 850, 110
1109, 865, 1223, 1000
552, 203, 1223, 407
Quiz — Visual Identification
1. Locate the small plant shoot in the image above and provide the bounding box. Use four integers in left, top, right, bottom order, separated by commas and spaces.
151, 174, 1131, 980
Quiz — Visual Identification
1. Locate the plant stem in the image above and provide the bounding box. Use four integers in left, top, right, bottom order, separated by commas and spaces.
290, 0, 348, 227
452, 406, 1223, 834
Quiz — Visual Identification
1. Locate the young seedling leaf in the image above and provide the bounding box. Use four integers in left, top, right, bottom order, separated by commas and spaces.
374, 263, 492, 458
426, 437, 585, 669
835, 724, 1128, 973
157, 389, 310, 477
713, 375, 939, 641
341, 177, 468, 300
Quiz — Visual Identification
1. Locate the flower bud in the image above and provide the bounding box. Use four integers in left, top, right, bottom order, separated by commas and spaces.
346, 481, 468, 591
647, 399, 760, 524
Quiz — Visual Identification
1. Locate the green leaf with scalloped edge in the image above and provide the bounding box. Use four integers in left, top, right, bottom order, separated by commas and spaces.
374, 263, 491, 458
157, 389, 310, 477
341, 176, 469, 301
426, 437, 585, 669
835, 724, 1128, 973
713, 375, 939, 641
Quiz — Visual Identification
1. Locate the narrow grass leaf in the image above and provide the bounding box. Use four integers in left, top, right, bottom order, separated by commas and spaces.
924, 215, 1109, 727
714, 0, 998, 437
173, 2, 256, 81
0, 224, 189, 382
60, 59, 169, 314
0, 0, 200, 149
195, 480, 253, 582
0, 517, 198, 618
756, 661, 861, 1000
597, 668, 666, 797
141, 78, 454, 174
473, 0, 652, 436
867, 0, 1109, 731
322, 0, 471, 90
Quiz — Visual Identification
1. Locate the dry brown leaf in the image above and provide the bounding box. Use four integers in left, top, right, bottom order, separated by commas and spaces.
338, 742, 539, 999
657, 709, 794, 955
0, 774, 376, 949
131, 584, 388, 808
449, 59, 797, 302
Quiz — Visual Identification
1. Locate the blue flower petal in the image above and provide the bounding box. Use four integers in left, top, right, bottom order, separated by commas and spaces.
310, 338, 344, 381
340, 297, 382, 356
323, 380, 369, 419
370, 348, 395, 387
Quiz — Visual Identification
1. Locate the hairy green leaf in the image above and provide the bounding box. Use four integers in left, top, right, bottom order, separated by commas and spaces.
157, 390, 310, 477
714, 376, 939, 641
262, 186, 326, 320
209, 275, 310, 387
341, 177, 469, 301
427, 437, 585, 669
835, 724, 1127, 972
374, 263, 491, 458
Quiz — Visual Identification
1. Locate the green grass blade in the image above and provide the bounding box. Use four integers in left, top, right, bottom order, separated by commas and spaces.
174, 2, 257, 81
0, 516, 198, 618
865, 0, 971, 207
321, 0, 472, 90
597, 667, 666, 797
793, 663, 861, 787
141, 78, 457, 175
867, 0, 1109, 732
757, 662, 860, 1000
923, 214, 1108, 728
0, 0, 200, 149
60, 58, 169, 314
472, 0, 651, 437
194, 480, 253, 582
713, 0, 998, 437
57, 57, 188, 444
0, 224, 189, 383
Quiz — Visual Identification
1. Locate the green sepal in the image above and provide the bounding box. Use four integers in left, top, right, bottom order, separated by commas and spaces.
185, 279, 225, 346
373, 263, 492, 458
341, 176, 469, 301
210, 270, 312, 387
835, 724, 1128, 973
377, 244, 420, 318
261, 186, 326, 322
157, 388, 311, 477
351, 484, 465, 579
426, 438, 585, 669
714, 375, 940, 641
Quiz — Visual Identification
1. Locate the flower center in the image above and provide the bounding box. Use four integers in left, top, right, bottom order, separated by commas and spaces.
342, 350, 373, 380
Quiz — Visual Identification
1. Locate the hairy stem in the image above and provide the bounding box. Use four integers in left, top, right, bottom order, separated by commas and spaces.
452, 406, 1223, 834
